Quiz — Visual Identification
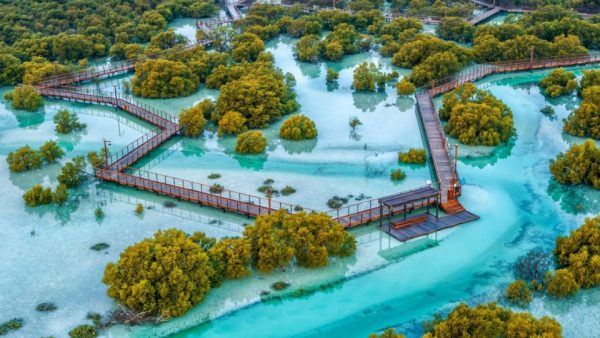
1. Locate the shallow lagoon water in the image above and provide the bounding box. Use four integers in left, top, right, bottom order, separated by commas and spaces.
1, 35, 600, 338
169, 66, 600, 337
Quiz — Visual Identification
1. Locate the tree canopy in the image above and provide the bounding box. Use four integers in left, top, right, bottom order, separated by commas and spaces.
3, 85, 43, 111
132, 59, 198, 98
549, 139, 600, 189
244, 210, 356, 273
440, 83, 514, 146
539, 68, 577, 97
279, 115, 318, 140
422, 303, 561, 338
554, 215, 600, 288
235, 131, 268, 154
103, 229, 214, 318
563, 86, 600, 138
179, 100, 212, 137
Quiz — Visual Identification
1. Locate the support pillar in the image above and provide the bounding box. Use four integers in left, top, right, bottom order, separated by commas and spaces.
379, 203, 383, 229
388, 206, 392, 232
529, 46, 534, 70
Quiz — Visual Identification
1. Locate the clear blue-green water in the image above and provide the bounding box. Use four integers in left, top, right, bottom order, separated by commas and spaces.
2, 35, 600, 338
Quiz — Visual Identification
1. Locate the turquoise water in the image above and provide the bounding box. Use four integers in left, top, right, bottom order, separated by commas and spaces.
2, 35, 600, 337
167, 67, 600, 338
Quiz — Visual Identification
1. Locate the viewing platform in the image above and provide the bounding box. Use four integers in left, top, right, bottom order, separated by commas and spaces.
32, 3, 600, 244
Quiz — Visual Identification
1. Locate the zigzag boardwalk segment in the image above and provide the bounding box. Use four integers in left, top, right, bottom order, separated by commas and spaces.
466, 0, 596, 24
30, 8, 600, 242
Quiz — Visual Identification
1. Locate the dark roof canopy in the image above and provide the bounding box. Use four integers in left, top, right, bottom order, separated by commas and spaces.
378, 186, 439, 208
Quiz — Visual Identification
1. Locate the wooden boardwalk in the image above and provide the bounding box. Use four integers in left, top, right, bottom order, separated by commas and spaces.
469, 6, 502, 24
415, 91, 457, 206
34, 40, 213, 88
416, 53, 600, 214
382, 212, 479, 242
96, 169, 300, 217
32, 2, 600, 241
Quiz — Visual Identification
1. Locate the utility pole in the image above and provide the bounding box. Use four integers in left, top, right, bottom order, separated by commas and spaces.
102, 138, 111, 169
529, 46, 534, 70
267, 187, 272, 214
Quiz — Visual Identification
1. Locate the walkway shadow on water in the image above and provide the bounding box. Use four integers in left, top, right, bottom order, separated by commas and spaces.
95, 183, 246, 235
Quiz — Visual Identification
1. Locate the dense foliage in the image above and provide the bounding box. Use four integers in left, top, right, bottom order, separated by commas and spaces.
549, 139, 600, 189
39, 140, 64, 163
554, 215, 600, 288
279, 115, 318, 140
473, 6, 592, 63
103, 229, 214, 318
390, 169, 407, 181
326, 68, 339, 83
505, 279, 533, 307
213, 59, 299, 129
386, 32, 472, 86
179, 100, 211, 137
563, 86, 600, 138
232, 32, 265, 62
53, 110, 86, 134
7, 141, 64, 172
7, 145, 42, 172
0, 318, 24, 336
352, 62, 397, 92
495, 0, 599, 12
368, 328, 406, 338
207, 237, 252, 282
539, 68, 577, 97
3, 85, 43, 111
68, 324, 98, 338
440, 83, 514, 146
579, 70, 600, 95
23, 184, 53, 207
217, 111, 247, 136
545, 269, 580, 298
244, 210, 356, 273
105, 211, 357, 318
57, 156, 87, 188
391, 0, 475, 18
436, 17, 474, 43
398, 148, 426, 164
422, 303, 561, 338
235, 131, 268, 154
132, 59, 198, 98
0, 0, 221, 85
396, 78, 415, 96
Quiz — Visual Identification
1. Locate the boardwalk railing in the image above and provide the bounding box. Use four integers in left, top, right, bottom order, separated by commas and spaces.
35, 61, 135, 89
98, 168, 319, 216
106, 128, 180, 172
38, 87, 178, 127
34, 40, 214, 88
469, 6, 502, 24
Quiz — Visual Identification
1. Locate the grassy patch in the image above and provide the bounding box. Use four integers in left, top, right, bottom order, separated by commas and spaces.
0, 318, 24, 336
36, 302, 57, 312
90, 243, 110, 251
271, 281, 291, 291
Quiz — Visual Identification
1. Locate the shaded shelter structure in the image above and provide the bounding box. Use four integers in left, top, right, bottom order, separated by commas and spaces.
378, 186, 440, 232
378, 185, 479, 242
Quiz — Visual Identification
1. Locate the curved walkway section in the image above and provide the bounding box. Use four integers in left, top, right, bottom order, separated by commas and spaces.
31, 7, 600, 242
